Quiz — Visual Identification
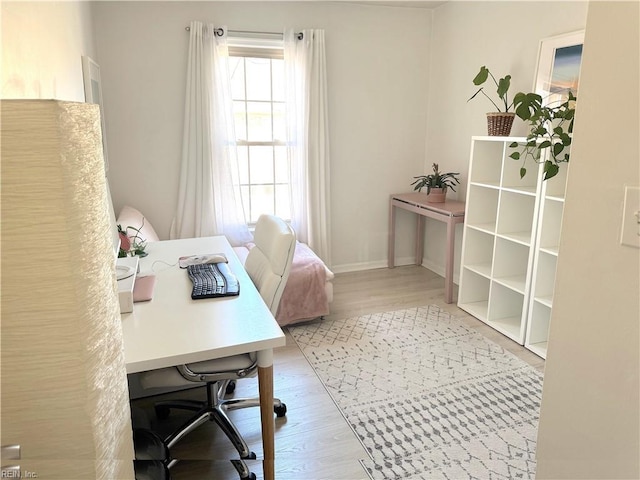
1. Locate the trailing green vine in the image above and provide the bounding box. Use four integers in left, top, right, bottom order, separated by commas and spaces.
509, 91, 576, 180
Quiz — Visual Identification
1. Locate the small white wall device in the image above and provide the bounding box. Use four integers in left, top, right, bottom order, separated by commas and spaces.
620, 186, 640, 248
116, 256, 139, 313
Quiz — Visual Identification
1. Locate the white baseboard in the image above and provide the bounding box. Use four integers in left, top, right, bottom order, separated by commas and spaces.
332, 257, 459, 285
331, 256, 415, 274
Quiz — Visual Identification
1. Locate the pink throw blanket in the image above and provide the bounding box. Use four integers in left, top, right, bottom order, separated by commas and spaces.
275, 243, 329, 326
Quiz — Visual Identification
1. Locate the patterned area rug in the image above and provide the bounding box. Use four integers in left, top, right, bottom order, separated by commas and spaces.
287, 305, 543, 480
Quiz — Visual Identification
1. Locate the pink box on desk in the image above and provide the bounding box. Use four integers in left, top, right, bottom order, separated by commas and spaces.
133, 273, 156, 303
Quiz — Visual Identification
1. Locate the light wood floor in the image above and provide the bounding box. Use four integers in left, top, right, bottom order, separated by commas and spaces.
132, 266, 545, 480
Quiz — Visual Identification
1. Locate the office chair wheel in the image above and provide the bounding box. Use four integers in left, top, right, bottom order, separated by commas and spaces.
226, 380, 236, 395
274, 403, 287, 418
242, 451, 257, 460
238, 472, 256, 480
154, 405, 171, 420
133, 460, 171, 480
231, 459, 256, 480
133, 429, 171, 480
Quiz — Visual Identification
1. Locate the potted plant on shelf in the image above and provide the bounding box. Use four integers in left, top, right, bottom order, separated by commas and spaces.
509, 90, 577, 180
468, 66, 516, 136
411, 163, 460, 203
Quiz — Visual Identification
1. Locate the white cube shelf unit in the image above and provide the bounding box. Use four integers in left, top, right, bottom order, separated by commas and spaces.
524, 164, 568, 358
458, 136, 568, 357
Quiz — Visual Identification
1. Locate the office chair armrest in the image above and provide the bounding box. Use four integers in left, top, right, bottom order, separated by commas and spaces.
176, 358, 257, 383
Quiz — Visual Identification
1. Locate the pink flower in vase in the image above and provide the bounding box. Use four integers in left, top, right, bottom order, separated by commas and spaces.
119, 231, 131, 252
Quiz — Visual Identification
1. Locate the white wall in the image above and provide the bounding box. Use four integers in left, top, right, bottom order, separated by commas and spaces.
93, 1, 590, 275
422, 1, 588, 279
535, 2, 640, 477
1, 1, 590, 276
1, 1, 96, 101
92, 1, 433, 271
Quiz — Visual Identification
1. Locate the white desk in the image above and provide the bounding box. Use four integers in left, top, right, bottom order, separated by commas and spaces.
120, 236, 285, 480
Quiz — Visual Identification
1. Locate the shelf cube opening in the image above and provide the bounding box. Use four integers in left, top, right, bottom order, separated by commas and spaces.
533, 251, 558, 300
493, 238, 530, 292
502, 145, 540, 191
470, 140, 503, 185
544, 163, 569, 199
462, 228, 495, 272
496, 191, 536, 240
488, 282, 525, 340
539, 199, 564, 250
527, 301, 551, 346
459, 269, 490, 306
466, 185, 499, 230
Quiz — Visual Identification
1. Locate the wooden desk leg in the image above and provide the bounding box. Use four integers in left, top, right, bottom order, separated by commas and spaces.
444, 218, 455, 304
415, 215, 425, 266
388, 199, 396, 268
257, 350, 275, 480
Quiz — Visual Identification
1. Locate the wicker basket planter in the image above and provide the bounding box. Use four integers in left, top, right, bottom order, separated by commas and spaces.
486, 112, 515, 136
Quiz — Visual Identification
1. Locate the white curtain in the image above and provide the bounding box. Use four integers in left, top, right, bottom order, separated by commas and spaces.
171, 21, 251, 246
284, 29, 331, 264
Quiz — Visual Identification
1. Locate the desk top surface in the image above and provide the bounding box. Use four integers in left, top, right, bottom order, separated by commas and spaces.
391, 193, 466, 216
120, 236, 286, 374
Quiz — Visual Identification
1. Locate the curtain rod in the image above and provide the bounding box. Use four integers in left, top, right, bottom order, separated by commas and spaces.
185, 26, 303, 40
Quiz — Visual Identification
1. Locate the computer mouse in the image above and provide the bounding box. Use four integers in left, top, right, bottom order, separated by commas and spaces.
202, 254, 228, 264
178, 253, 228, 268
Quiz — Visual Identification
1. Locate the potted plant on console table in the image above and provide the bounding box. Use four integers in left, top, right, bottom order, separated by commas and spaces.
411, 163, 460, 203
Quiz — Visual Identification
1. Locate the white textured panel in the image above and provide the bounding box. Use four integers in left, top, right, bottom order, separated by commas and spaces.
1, 100, 134, 479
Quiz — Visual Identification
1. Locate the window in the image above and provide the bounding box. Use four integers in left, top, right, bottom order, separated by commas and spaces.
229, 41, 289, 225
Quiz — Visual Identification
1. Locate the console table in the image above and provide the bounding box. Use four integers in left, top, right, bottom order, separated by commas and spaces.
388, 193, 466, 303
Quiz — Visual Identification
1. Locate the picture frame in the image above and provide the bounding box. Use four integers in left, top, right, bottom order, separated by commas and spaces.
81, 55, 109, 172
533, 30, 585, 106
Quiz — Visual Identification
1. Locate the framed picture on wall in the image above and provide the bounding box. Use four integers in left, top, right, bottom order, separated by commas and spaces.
82, 55, 109, 172
533, 30, 585, 106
